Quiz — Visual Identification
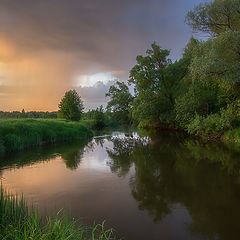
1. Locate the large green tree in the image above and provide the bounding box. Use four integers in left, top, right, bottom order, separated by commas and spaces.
128, 43, 188, 127
58, 90, 84, 121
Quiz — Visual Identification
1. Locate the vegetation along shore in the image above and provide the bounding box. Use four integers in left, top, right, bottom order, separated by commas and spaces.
101, 0, 240, 144
0, 187, 118, 240
0, 119, 93, 155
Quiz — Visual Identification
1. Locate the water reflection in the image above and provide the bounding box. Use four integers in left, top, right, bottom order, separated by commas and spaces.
0, 139, 90, 170
1, 131, 240, 240
107, 131, 240, 240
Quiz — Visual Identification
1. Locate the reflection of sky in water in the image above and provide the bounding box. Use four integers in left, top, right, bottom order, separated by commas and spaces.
1, 131, 240, 240
81, 139, 112, 171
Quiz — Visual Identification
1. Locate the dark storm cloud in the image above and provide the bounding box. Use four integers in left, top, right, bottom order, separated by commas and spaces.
0, 0, 202, 110
0, 0, 202, 68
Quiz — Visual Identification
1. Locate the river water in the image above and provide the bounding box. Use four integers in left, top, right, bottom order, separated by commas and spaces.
1, 130, 240, 240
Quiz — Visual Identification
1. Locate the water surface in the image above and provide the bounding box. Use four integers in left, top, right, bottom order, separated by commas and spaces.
1, 131, 240, 240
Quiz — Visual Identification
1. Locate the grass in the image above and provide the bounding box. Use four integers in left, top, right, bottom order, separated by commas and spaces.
0, 187, 119, 240
0, 119, 93, 155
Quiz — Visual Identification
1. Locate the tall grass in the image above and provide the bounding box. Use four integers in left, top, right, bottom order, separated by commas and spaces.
0, 119, 93, 155
0, 187, 119, 240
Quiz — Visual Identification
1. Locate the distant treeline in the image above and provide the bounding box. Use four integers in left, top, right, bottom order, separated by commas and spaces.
82, 106, 122, 129
0, 110, 57, 119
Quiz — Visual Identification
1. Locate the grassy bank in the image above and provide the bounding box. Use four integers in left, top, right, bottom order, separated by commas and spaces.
0, 188, 118, 240
0, 119, 93, 155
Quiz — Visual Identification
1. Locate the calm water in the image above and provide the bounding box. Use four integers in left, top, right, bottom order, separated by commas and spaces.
1, 131, 240, 240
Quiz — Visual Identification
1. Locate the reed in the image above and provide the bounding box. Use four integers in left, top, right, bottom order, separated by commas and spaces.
0, 119, 93, 155
0, 187, 119, 240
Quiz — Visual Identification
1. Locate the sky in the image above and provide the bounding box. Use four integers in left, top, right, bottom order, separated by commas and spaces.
0, 0, 203, 111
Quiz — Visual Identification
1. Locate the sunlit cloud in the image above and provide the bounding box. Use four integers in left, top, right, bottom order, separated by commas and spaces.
75, 72, 117, 87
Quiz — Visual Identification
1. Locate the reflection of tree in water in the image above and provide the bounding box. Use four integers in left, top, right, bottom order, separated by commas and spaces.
106, 136, 150, 177
56, 140, 96, 170
106, 132, 240, 240
61, 147, 84, 170
94, 137, 105, 148
0, 139, 91, 171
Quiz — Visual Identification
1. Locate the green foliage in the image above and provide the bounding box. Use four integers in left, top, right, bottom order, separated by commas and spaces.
128, 0, 240, 136
224, 128, 240, 144
187, 101, 240, 135
179, 0, 240, 136
104, 0, 240, 138
185, 0, 240, 36
189, 31, 240, 85
0, 187, 119, 240
175, 81, 220, 127
106, 81, 133, 125
128, 42, 188, 127
0, 119, 93, 154
58, 90, 84, 121
93, 106, 106, 130
187, 114, 224, 135
82, 106, 107, 129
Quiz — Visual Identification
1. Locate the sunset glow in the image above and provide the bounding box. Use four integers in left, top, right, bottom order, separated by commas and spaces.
0, 0, 202, 111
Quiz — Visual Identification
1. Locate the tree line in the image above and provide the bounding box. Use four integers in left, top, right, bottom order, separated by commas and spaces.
0, 110, 57, 119
7, 0, 238, 136
104, 0, 240, 136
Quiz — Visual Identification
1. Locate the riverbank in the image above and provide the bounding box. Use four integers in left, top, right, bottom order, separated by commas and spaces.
0, 119, 93, 155
0, 187, 117, 240
139, 123, 240, 145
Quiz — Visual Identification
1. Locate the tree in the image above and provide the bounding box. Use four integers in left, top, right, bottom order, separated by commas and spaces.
106, 81, 133, 124
185, 0, 240, 36
58, 90, 84, 121
128, 42, 187, 127
176, 0, 240, 133
93, 106, 106, 129
184, 0, 240, 127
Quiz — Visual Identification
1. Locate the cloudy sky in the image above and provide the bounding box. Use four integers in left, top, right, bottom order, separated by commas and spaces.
0, 0, 202, 111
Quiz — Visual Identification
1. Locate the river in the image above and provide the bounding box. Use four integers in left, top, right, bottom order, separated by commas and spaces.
1, 130, 240, 240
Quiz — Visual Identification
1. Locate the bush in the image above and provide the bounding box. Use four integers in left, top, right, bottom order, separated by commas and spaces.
187, 113, 227, 135
186, 99, 240, 136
